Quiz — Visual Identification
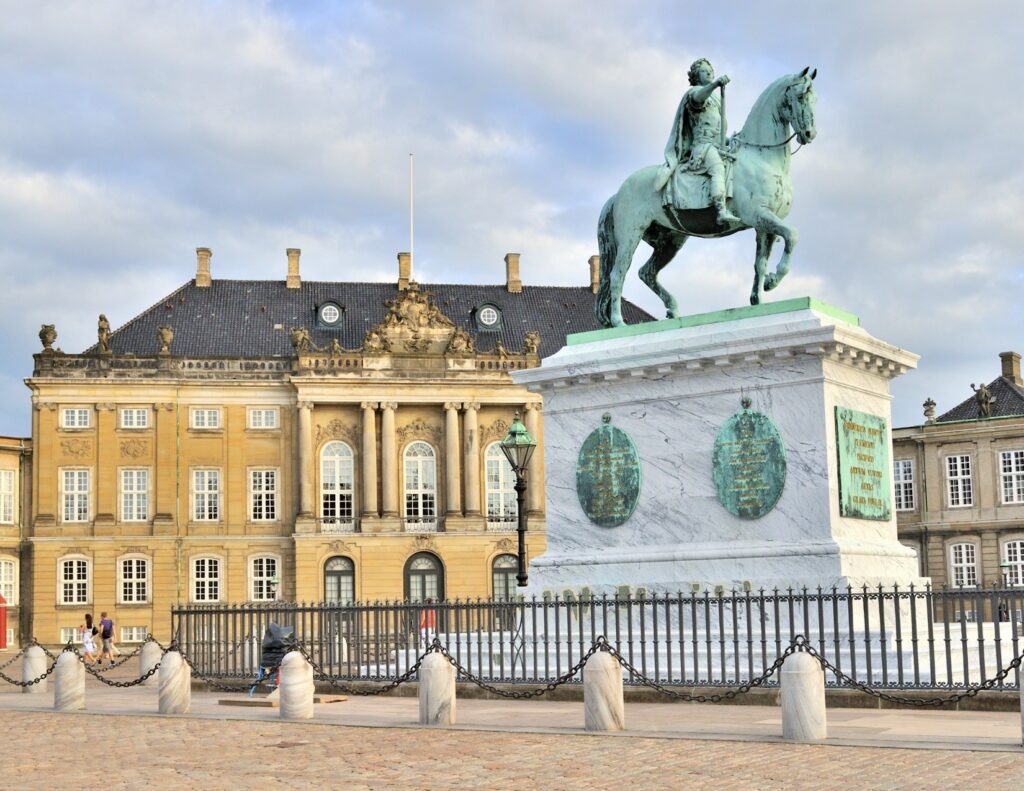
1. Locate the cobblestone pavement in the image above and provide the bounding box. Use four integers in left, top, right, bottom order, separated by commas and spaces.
4, 710, 1024, 791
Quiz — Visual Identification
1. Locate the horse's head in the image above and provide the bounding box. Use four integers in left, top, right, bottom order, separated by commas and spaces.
782, 67, 817, 144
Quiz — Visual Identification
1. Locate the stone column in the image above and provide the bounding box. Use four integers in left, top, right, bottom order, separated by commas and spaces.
158, 650, 191, 714
279, 651, 315, 720
445, 403, 462, 515
418, 652, 456, 725
381, 403, 398, 517
781, 651, 827, 741
584, 650, 625, 731
297, 402, 314, 517
463, 402, 480, 516
153, 402, 176, 531
54, 652, 85, 711
22, 645, 47, 695
94, 403, 117, 528
361, 402, 378, 517
524, 403, 543, 515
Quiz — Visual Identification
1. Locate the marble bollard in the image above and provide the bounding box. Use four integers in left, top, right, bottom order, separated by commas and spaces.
418, 652, 455, 725
781, 651, 827, 741
1019, 682, 1023, 747
279, 651, 315, 720
158, 651, 191, 715
54, 652, 85, 711
139, 640, 162, 686
22, 645, 48, 695
584, 651, 625, 731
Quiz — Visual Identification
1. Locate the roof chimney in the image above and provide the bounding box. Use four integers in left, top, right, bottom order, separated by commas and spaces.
195, 247, 212, 287
397, 251, 411, 291
286, 248, 301, 289
588, 255, 600, 294
1000, 351, 1021, 385
505, 252, 522, 293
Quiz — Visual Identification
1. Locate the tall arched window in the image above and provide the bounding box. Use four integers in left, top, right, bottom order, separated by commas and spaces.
403, 442, 437, 531
404, 552, 443, 602
485, 443, 517, 529
1003, 540, 1024, 586
324, 556, 355, 604
321, 441, 355, 530
492, 554, 518, 600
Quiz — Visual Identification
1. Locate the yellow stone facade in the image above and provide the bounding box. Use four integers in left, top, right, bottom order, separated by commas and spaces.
25, 282, 547, 644
0, 436, 29, 647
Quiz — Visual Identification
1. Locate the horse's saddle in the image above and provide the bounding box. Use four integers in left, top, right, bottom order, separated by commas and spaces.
661, 155, 735, 211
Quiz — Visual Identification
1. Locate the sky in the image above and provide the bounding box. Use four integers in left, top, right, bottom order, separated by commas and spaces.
0, 0, 1022, 433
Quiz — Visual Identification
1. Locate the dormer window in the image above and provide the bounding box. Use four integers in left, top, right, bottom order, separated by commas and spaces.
475, 304, 501, 331
318, 302, 342, 327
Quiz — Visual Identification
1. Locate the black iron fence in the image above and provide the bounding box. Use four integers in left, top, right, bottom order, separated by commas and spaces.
171, 583, 1024, 691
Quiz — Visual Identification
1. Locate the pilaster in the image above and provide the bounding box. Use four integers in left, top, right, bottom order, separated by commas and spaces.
94, 403, 116, 533
445, 403, 462, 515
381, 403, 398, 517
361, 402, 379, 518
153, 403, 176, 535
463, 402, 480, 516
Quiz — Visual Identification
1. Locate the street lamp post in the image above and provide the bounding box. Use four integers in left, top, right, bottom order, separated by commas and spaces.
500, 411, 537, 587
268, 574, 280, 601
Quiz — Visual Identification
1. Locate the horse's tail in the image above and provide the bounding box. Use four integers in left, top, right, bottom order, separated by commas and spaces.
595, 195, 617, 328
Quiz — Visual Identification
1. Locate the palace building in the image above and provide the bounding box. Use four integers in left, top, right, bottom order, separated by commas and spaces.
0, 436, 30, 647
23, 248, 650, 643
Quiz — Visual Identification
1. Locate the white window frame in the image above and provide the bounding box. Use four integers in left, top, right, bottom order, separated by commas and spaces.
119, 407, 149, 430
58, 555, 91, 605
117, 555, 150, 604
189, 407, 221, 430
120, 468, 150, 522
403, 441, 438, 531
0, 469, 14, 524
893, 459, 915, 512
192, 469, 221, 522
1000, 450, 1024, 504
247, 408, 279, 430
949, 542, 978, 588
191, 556, 223, 603
320, 441, 355, 530
61, 407, 91, 429
61, 468, 91, 523
0, 557, 17, 606
249, 468, 278, 522
59, 627, 80, 645
1003, 540, 1024, 587
249, 555, 280, 602
120, 626, 148, 643
945, 454, 973, 508
485, 442, 518, 529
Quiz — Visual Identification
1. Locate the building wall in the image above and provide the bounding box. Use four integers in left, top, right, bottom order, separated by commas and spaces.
0, 436, 30, 647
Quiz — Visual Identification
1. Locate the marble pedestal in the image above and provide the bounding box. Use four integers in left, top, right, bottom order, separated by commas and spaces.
513, 298, 926, 595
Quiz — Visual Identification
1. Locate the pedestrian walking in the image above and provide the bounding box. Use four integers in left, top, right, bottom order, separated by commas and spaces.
97, 611, 115, 665
419, 598, 437, 647
80, 613, 97, 664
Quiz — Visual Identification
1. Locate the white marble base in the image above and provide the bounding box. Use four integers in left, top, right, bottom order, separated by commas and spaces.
1019, 683, 1023, 747
158, 651, 191, 715
584, 651, 625, 731
418, 652, 456, 725
139, 641, 162, 687
279, 651, 315, 720
781, 651, 827, 741
53, 652, 85, 711
513, 302, 926, 594
22, 646, 48, 695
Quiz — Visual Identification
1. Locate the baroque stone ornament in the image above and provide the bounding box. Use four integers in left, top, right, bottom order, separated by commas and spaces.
835, 406, 891, 521
38, 324, 57, 352
60, 438, 91, 458
712, 400, 787, 519
156, 325, 174, 354
314, 419, 359, 446
575, 414, 641, 528
397, 419, 442, 445
480, 418, 510, 445
596, 65, 818, 327
120, 439, 148, 458
970, 382, 995, 418
383, 281, 454, 331
289, 327, 316, 353
446, 327, 474, 355
523, 331, 540, 355
923, 397, 937, 424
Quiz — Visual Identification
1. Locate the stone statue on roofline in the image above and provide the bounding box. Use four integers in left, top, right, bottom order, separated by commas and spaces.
970, 382, 995, 418
38, 324, 57, 353
289, 326, 316, 353
523, 330, 541, 355
156, 325, 174, 355
97, 314, 111, 354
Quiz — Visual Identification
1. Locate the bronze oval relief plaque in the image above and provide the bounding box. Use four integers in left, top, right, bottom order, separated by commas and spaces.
576, 414, 641, 528
712, 400, 787, 519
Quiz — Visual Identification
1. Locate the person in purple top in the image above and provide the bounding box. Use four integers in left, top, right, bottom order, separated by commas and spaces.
97, 611, 115, 665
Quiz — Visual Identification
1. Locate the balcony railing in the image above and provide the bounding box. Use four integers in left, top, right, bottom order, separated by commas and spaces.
486, 516, 517, 531
319, 518, 359, 534
403, 518, 443, 533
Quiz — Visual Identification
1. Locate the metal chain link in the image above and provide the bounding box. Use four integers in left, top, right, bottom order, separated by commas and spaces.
290, 640, 433, 696
70, 645, 163, 688
172, 644, 262, 693
0, 650, 59, 688
92, 642, 148, 672
0, 645, 30, 671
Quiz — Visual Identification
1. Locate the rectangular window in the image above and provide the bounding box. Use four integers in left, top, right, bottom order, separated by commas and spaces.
893, 459, 915, 511
945, 455, 973, 507
190, 408, 221, 429
120, 408, 149, 429
62, 470, 90, 522
248, 408, 279, 429
61, 408, 91, 429
0, 559, 16, 605
193, 470, 220, 521
121, 469, 149, 522
251, 556, 278, 601
59, 627, 79, 644
950, 543, 978, 587
250, 469, 277, 521
7, 627, 13, 646
0, 469, 13, 524
193, 557, 221, 602
120, 557, 149, 603
1000, 450, 1024, 504
60, 558, 89, 604
120, 626, 148, 643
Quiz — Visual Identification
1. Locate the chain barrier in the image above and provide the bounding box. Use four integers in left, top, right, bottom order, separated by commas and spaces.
92, 642, 148, 673
290, 640, 433, 696
0, 646, 29, 671
172, 643, 263, 693
0, 650, 59, 688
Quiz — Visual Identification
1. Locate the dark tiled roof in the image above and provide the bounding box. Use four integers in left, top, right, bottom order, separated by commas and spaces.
89, 280, 653, 359
937, 376, 1024, 422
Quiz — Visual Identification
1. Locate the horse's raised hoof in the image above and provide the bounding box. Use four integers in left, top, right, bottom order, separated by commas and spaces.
750, 294, 760, 306
764, 274, 778, 291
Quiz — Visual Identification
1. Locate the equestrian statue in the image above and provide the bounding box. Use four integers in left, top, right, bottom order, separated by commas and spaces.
596, 60, 818, 328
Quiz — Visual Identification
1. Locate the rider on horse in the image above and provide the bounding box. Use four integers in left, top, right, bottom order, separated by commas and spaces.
655, 58, 741, 226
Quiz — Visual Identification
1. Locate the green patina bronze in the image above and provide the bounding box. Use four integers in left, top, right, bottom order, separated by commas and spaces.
595, 62, 819, 328
712, 399, 787, 519
835, 406, 892, 521
576, 414, 642, 527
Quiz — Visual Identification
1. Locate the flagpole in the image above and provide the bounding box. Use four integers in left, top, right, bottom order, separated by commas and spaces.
409, 153, 414, 275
